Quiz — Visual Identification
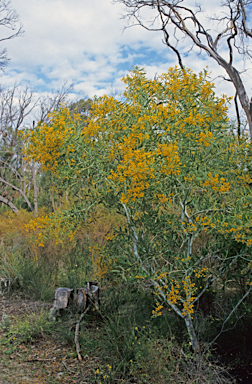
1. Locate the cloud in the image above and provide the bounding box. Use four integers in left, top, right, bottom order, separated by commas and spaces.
0, 0, 250, 123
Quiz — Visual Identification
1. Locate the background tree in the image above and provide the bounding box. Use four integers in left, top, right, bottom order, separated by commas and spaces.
69, 98, 92, 125
36, 82, 73, 125
115, 0, 252, 137
0, 85, 37, 213
0, 0, 23, 69
0, 82, 75, 214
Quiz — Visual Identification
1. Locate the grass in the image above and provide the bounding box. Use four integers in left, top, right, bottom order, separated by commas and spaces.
0, 285, 237, 384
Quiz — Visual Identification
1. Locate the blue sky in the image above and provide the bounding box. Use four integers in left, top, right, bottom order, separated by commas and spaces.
1, 0, 252, 120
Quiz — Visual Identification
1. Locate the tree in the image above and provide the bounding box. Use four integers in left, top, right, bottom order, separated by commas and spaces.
36, 82, 73, 125
115, 0, 252, 137
0, 0, 23, 69
0, 83, 74, 214
23, 103, 86, 214
83, 67, 252, 352
24, 66, 252, 352
69, 98, 92, 124
30, 82, 74, 214
0, 85, 37, 213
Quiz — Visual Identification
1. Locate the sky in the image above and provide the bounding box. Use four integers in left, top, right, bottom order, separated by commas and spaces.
0, 0, 252, 121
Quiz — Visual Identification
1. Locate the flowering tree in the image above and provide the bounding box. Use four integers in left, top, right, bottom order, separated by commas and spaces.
24, 67, 252, 351
81, 67, 252, 351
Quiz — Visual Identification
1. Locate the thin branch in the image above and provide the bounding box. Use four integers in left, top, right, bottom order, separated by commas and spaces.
75, 305, 91, 361
0, 176, 33, 211
204, 286, 252, 354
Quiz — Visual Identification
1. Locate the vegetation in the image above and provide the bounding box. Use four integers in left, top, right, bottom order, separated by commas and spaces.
1, 65, 252, 382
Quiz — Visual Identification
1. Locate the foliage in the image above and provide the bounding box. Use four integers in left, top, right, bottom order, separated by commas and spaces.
75, 66, 252, 349
75, 284, 234, 383
23, 105, 82, 174
22, 66, 252, 350
0, 203, 125, 300
0, 209, 87, 298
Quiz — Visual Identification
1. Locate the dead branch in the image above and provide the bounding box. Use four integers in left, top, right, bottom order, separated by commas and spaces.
0, 176, 33, 211
74, 305, 90, 361
0, 85, 37, 143
36, 82, 73, 124
62, 360, 75, 373
0, 194, 18, 213
116, 0, 252, 136
0, 0, 24, 68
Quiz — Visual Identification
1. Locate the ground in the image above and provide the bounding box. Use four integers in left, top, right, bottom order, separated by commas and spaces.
0, 292, 242, 384
0, 295, 100, 384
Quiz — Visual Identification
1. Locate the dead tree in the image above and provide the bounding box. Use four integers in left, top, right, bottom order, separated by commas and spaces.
36, 82, 73, 124
0, 0, 24, 69
49, 282, 100, 320
0, 81, 73, 214
116, 0, 252, 136
0, 85, 37, 213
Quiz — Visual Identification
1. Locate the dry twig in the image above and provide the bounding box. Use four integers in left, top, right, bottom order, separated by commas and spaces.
74, 305, 90, 361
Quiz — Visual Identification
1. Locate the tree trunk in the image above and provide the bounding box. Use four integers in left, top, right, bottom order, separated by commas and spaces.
217, 57, 252, 136
32, 162, 38, 215
122, 203, 201, 352
50, 193, 56, 212
184, 314, 200, 353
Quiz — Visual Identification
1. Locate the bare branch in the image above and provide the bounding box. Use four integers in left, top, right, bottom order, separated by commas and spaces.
36, 82, 73, 124
0, 85, 37, 146
0, 159, 23, 180
0, 193, 18, 213
0, 176, 33, 211
115, 0, 252, 135
0, 0, 24, 69
239, 0, 252, 38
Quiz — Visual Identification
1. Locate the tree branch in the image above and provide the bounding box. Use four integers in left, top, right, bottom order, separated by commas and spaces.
0, 194, 19, 213
0, 176, 33, 211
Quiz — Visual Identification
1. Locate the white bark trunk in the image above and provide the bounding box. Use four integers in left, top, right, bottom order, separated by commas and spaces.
122, 203, 200, 351
32, 162, 38, 215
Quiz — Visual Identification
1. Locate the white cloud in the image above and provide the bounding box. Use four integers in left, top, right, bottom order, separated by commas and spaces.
0, 0, 250, 123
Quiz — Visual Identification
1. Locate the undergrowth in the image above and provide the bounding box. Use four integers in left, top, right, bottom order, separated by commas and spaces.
1, 284, 235, 383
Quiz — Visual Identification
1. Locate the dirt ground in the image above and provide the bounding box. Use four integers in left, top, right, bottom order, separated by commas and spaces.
0, 295, 99, 384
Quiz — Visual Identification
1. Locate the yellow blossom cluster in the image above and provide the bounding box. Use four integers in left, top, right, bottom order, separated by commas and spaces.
152, 302, 164, 318
203, 172, 230, 193
25, 211, 78, 247
106, 133, 180, 203
23, 106, 81, 173
167, 279, 181, 306
196, 131, 214, 147
194, 267, 209, 279
182, 276, 195, 316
